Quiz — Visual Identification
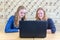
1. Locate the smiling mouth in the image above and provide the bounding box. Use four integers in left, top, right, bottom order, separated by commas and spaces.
39, 14, 42, 17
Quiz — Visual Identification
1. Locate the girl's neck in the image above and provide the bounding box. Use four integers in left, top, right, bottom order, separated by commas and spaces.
40, 18, 43, 20
40, 19, 43, 21
19, 18, 22, 21
19, 16, 22, 21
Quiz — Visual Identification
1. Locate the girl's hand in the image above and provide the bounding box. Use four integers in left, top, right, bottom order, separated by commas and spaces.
47, 29, 52, 34
18, 29, 19, 32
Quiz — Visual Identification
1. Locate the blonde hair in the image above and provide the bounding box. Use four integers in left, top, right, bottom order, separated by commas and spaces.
14, 6, 26, 27
35, 7, 48, 21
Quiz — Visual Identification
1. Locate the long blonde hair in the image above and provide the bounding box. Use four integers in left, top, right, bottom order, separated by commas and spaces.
14, 6, 26, 27
35, 7, 48, 21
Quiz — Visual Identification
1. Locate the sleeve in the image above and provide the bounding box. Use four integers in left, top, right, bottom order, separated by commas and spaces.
5, 16, 18, 33
48, 19, 56, 33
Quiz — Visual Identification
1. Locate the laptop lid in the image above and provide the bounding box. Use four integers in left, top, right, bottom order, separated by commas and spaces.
19, 21, 48, 38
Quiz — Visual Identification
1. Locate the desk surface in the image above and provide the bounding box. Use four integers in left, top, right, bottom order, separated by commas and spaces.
0, 32, 60, 40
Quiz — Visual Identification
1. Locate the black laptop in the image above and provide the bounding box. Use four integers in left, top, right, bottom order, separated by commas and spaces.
19, 21, 48, 38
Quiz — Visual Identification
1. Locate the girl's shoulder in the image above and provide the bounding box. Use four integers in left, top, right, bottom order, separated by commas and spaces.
8, 15, 15, 22
47, 18, 53, 23
9, 15, 15, 19
47, 18, 52, 21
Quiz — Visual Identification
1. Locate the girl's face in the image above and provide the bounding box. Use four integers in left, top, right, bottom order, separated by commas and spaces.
19, 9, 27, 18
38, 9, 44, 19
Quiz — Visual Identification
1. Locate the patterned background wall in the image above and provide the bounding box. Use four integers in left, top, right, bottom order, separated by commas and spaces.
0, 0, 60, 32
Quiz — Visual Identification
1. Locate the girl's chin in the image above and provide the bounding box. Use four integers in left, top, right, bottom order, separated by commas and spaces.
39, 17, 43, 19
19, 16, 23, 18
39, 16, 43, 17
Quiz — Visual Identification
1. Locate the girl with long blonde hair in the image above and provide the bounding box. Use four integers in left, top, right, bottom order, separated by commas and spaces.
5, 6, 27, 33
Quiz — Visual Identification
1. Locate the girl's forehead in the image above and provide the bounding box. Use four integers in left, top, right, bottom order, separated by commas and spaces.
19, 9, 27, 12
38, 9, 43, 12
38, 10, 44, 13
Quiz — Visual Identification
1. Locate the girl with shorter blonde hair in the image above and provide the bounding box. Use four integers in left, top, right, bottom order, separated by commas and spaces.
36, 8, 47, 21
35, 7, 56, 33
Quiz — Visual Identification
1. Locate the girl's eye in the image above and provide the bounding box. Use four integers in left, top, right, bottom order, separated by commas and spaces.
21, 12, 26, 14
21, 12, 23, 14
23, 12, 26, 14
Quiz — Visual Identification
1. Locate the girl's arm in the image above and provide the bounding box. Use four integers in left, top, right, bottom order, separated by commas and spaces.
48, 19, 56, 33
5, 16, 18, 33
